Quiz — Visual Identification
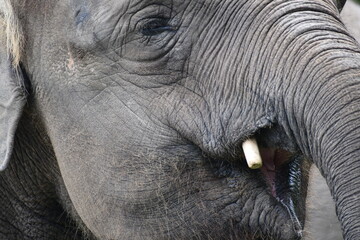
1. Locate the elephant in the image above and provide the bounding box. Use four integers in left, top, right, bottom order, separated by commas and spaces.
1, 0, 360, 239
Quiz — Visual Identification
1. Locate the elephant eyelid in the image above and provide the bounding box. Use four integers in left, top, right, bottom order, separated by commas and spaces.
139, 18, 176, 36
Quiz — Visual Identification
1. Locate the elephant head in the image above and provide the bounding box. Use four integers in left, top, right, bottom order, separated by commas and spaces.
1, 0, 360, 239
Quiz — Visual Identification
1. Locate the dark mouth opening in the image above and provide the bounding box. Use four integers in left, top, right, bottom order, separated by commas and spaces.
257, 148, 300, 199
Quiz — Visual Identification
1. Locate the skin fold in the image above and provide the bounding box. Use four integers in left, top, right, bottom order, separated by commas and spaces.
0, 0, 360, 239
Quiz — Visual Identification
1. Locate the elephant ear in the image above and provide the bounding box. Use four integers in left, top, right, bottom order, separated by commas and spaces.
337, 0, 347, 11
0, 39, 26, 171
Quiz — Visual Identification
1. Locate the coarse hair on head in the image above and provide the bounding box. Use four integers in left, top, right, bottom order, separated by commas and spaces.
0, 0, 23, 66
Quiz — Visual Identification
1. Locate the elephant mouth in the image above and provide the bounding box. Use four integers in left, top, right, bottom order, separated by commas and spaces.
208, 137, 308, 239
251, 145, 306, 232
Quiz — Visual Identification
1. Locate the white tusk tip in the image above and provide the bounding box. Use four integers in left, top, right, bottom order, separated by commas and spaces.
242, 138, 263, 170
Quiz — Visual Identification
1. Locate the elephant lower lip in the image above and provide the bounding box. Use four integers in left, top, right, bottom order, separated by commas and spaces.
275, 156, 305, 234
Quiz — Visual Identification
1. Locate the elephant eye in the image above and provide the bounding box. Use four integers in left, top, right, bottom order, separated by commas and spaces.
140, 18, 175, 36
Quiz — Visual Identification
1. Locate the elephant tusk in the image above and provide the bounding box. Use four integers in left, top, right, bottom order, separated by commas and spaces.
242, 138, 263, 169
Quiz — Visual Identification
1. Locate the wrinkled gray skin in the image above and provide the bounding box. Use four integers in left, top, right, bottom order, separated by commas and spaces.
304, 2, 360, 239
1, 0, 360, 239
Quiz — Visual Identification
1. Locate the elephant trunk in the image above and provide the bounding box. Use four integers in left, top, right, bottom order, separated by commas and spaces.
281, 54, 360, 239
